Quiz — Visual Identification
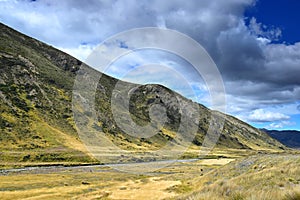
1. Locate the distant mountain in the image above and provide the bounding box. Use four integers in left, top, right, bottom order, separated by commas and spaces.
262, 129, 300, 148
0, 22, 285, 164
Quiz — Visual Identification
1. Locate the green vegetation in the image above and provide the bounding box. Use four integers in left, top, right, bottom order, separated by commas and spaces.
0, 22, 286, 168
0, 23, 92, 165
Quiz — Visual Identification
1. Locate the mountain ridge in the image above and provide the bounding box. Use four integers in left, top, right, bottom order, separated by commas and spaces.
261, 129, 300, 148
0, 22, 286, 166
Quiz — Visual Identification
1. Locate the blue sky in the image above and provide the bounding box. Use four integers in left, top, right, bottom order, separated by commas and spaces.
243, 0, 300, 130
245, 0, 300, 44
0, 0, 300, 130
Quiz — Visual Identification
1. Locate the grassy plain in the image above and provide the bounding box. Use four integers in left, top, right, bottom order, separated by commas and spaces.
1, 149, 299, 200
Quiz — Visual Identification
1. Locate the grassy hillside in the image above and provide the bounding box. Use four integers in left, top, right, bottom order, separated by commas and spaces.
173, 153, 300, 200
0, 22, 286, 167
0, 23, 96, 165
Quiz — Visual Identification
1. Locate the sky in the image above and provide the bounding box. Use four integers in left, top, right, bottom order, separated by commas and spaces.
0, 0, 300, 131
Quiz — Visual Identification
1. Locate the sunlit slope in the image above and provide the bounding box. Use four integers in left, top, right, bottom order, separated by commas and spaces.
0, 22, 285, 165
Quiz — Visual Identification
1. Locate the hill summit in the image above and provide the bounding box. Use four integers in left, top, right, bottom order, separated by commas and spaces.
0, 22, 285, 166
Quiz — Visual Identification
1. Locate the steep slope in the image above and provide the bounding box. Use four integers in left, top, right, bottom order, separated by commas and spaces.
262, 129, 300, 148
0, 22, 285, 165
0, 23, 93, 164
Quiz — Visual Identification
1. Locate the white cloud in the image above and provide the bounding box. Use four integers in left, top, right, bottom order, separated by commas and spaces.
249, 17, 282, 41
265, 121, 296, 129
58, 44, 96, 61
247, 109, 290, 122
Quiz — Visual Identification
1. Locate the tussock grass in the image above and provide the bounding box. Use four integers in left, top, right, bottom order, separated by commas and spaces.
283, 191, 300, 200
175, 153, 300, 200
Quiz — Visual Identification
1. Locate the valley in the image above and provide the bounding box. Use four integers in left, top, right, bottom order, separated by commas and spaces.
1, 150, 300, 200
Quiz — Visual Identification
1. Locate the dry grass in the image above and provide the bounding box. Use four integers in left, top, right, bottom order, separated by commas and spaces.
1, 149, 299, 200
108, 178, 181, 200
0, 171, 135, 200
0, 154, 230, 200
198, 158, 235, 166
175, 153, 300, 200
0, 169, 183, 200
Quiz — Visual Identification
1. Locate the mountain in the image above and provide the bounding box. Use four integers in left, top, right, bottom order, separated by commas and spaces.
0, 22, 285, 165
262, 129, 300, 148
